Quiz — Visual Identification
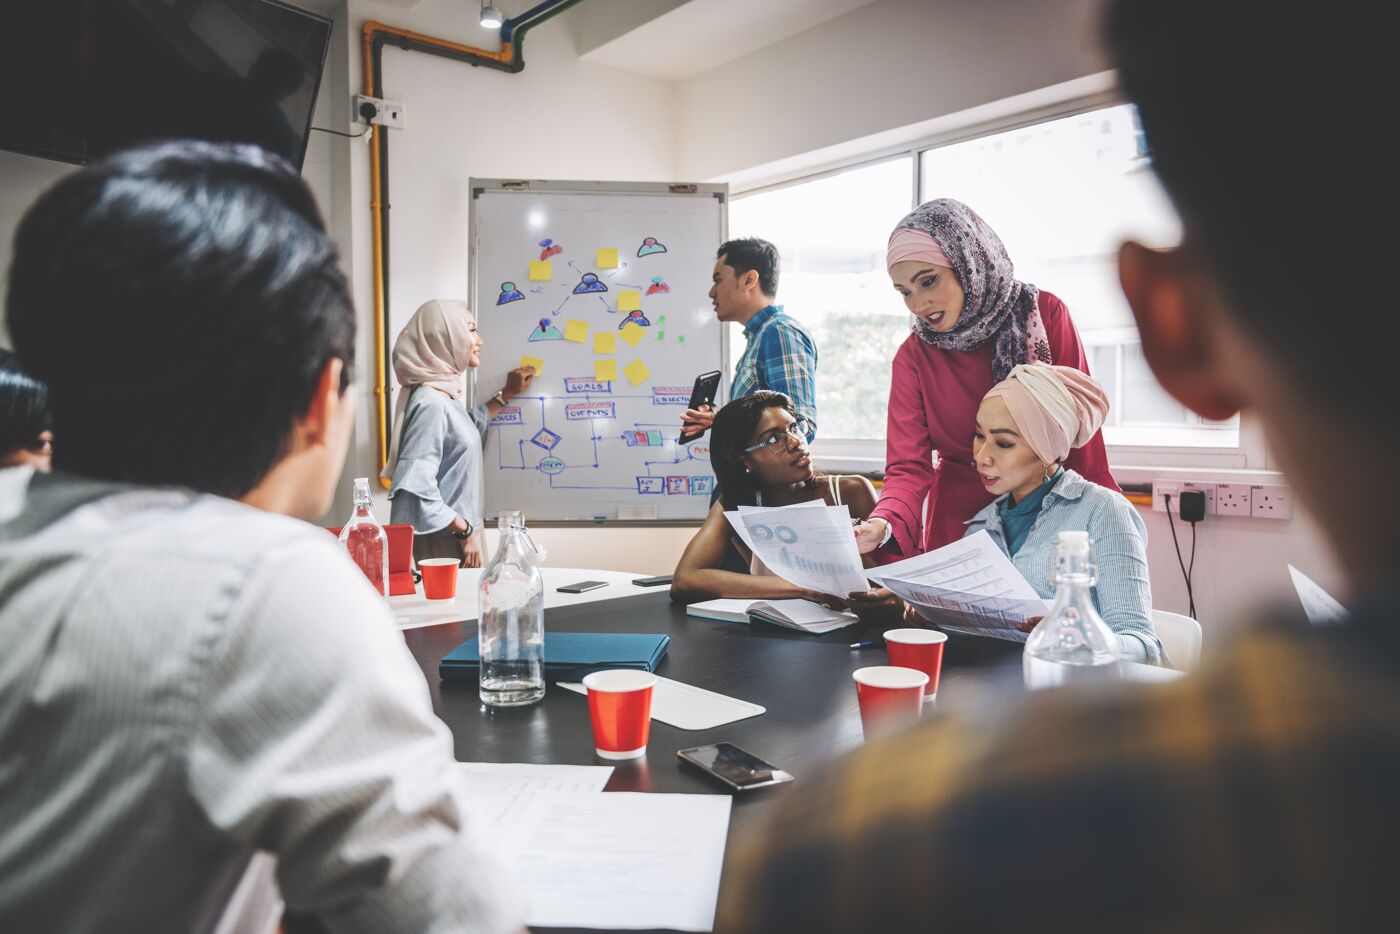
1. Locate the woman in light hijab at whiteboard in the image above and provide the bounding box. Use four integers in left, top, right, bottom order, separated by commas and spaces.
382, 299, 534, 567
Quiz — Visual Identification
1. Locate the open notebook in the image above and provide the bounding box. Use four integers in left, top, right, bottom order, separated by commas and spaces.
686, 598, 858, 635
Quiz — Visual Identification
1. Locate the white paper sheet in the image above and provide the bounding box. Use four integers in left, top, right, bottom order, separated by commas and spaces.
557, 675, 767, 729
457, 761, 614, 796
1288, 564, 1347, 626
494, 791, 732, 931
869, 530, 1049, 640
724, 503, 869, 597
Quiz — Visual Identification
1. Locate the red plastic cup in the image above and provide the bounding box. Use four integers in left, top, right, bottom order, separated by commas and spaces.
418, 558, 460, 600
883, 628, 947, 699
582, 669, 656, 760
853, 666, 928, 739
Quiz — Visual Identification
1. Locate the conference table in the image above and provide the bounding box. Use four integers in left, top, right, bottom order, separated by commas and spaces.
392, 568, 1031, 933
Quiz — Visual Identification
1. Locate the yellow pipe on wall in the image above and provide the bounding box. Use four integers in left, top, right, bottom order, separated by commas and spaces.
361, 21, 515, 486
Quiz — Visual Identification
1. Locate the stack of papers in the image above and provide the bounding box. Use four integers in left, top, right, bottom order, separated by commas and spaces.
687, 597, 858, 634
869, 530, 1049, 641
457, 762, 731, 931
723, 499, 869, 597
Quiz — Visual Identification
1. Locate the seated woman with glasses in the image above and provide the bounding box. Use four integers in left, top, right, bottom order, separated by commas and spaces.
671, 391, 890, 612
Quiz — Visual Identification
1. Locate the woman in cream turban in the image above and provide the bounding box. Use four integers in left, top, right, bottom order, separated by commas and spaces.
963, 363, 1162, 663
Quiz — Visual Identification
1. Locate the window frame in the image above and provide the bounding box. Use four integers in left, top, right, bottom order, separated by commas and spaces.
729, 89, 1269, 475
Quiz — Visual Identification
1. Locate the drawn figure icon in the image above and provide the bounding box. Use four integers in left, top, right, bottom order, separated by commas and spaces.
497, 281, 525, 305
572, 272, 609, 294
617, 309, 651, 329
528, 318, 564, 342
636, 237, 668, 258
645, 276, 670, 295
538, 238, 562, 260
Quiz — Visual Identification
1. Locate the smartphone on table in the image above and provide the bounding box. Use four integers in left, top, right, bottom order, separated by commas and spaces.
677, 742, 794, 791
679, 370, 722, 444
557, 580, 608, 593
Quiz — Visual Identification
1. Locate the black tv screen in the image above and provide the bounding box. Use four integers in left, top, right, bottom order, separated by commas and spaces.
1, 0, 331, 168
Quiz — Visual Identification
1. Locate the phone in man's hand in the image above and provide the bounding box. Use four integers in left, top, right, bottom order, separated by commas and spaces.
679, 370, 722, 444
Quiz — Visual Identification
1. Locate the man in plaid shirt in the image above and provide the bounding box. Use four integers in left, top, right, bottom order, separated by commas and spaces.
716, 1, 1400, 930
680, 238, 818, 442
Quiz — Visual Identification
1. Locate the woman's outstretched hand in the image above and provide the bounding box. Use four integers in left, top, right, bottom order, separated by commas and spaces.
505, 366, 535, 396
846, 587, 903, 623
853, 518, 889, 554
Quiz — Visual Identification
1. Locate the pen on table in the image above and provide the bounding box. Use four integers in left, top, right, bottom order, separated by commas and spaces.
849, 638, 883, 650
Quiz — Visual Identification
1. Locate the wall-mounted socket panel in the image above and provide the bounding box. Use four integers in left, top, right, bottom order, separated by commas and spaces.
353, 95, 405, 129
1250, 484, 1292, 519
1215, 483, 1252, 517
1151, 480, 1180, 513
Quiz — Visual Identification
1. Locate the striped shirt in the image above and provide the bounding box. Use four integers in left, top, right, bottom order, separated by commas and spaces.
0, 471, 523, 934
731, 305, 818, 441
716, 598, 1400, 932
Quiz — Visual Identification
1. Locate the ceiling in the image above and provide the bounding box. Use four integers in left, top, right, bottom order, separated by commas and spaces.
578, 0, 882, 81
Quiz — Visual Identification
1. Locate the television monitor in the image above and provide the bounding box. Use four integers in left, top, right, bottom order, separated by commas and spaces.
1, 0, 332, 168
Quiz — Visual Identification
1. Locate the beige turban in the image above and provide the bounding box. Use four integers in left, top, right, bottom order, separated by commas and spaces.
380, 299, 475, 480
983, 363, 1109, 465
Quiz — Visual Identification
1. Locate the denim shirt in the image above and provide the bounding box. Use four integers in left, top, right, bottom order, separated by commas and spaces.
964, 468, 1162, 664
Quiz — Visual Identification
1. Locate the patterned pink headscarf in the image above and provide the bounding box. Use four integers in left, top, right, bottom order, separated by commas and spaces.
984, 364, 1110, 465
887, 199, 1052, 381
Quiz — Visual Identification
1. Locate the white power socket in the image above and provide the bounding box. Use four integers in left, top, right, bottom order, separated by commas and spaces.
1151, 480, 1180, 513
1215, 483, 1251, 517
1250, 484, 1292, 519
353, 95, 406, 130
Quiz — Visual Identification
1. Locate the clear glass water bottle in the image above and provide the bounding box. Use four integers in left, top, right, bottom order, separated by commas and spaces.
339, 477, 388, 596
1023, 530, 1120, 689
478, 510, 545, 707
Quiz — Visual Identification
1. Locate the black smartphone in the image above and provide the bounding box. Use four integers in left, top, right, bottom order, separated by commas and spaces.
557, 580, 608, 593
631, 575, 673, 587
677, 742, 794, 792
679, 370, 722, 444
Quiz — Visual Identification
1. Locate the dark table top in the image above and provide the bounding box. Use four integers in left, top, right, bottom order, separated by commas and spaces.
396, 590, 1025, 933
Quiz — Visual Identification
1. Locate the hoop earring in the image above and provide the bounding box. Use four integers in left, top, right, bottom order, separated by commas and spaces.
1043, 462, 1056, 482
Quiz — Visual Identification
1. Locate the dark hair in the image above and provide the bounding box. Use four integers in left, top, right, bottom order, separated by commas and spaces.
711, 390, 799, 509
1105, 0, 1386, 411
717, 238, 779, 297
0, 348, 49, 456
4, 140, 354, 497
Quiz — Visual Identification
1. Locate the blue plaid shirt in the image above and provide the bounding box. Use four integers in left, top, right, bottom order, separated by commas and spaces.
730, 305, 818, 441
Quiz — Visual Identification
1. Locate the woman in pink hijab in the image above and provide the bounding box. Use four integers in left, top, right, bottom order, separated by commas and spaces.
959, 364, 1160, 663
854, 199, 1119, 561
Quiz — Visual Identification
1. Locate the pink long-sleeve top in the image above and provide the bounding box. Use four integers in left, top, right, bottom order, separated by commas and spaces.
869, 290, 1119, 559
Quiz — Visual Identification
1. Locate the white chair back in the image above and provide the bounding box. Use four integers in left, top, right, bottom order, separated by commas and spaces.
1151, 609, 1202, 672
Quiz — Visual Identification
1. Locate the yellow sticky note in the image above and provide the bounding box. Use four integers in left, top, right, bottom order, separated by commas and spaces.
594, 358, 618, 382
596, 247, 619, 269
619, 322, 645, 347
529, 260, 551, 281
563, 320, 589, 343
520, 355, 544, 375
623, 357, 651, 387
617, 290, 641, 312
593, 332, 616, 354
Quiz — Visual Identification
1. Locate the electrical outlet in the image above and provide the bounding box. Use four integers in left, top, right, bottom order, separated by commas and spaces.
353, 95, 406, 130
1215, 483, 1251, 517
1151, 480, 1180, 513
1250, 484, 1292, 519
1180, 481, 1215, 516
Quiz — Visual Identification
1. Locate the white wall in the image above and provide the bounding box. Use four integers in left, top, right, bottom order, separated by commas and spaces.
675, 0, 1108, 181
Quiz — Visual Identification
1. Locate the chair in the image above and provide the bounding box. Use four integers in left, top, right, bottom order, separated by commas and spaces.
326, 523, 418, 595
1151, 609, 1202, 672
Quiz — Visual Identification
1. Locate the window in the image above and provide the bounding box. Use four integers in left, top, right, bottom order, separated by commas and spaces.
729, 156, 913, 442
732, 101, 1255, 467
919, 104, 1237, 448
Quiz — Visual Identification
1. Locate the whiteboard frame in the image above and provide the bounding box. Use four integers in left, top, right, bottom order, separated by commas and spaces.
468, 178, 729, 527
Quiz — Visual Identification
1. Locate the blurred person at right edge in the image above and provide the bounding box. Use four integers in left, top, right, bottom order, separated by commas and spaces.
715, 2, 1400, 931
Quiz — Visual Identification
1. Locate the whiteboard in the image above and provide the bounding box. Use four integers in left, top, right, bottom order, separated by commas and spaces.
470, 181, 727, 522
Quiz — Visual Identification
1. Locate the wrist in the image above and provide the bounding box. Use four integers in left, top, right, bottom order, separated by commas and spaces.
491, 389, 508, 406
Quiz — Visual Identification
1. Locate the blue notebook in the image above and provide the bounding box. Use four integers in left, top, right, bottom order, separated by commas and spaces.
439, 632, 670, 682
